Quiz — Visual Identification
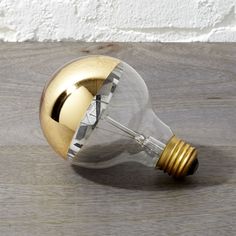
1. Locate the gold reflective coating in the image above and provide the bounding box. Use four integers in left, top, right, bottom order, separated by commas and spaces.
40, 56, 120, 158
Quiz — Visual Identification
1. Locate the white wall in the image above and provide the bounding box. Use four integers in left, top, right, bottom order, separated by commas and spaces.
0, 0, 236, 42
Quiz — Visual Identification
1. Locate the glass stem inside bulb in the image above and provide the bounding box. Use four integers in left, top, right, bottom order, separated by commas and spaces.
105, 116, 166, 159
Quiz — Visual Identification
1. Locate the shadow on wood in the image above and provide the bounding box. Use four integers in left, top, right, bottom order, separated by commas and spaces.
72, 145, 234, 191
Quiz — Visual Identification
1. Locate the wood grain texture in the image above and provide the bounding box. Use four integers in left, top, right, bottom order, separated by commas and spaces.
0, 43, 235, 236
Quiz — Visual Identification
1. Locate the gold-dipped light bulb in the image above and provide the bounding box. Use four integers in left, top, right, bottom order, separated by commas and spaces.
40, 55, 198, 177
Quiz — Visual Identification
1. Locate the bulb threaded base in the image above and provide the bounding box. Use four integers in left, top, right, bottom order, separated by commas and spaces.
156, 136, 198, 177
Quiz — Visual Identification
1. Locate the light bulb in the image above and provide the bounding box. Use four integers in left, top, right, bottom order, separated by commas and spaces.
40, 55, 198, 177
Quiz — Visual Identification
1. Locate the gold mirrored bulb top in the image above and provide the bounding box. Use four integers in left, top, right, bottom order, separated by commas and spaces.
40, 55, 198, 177
40, 55, 120, 158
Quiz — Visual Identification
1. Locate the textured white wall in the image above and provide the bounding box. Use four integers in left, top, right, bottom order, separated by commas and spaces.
0, 0, 236, 42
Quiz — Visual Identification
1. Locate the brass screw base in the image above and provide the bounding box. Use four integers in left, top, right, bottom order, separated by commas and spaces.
156, 136, 198, 177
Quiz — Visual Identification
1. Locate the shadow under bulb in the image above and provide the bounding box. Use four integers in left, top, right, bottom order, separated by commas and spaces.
40, 55, 199, 178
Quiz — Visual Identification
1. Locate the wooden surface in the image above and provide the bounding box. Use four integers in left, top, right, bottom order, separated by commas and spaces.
0, 43, 236, 236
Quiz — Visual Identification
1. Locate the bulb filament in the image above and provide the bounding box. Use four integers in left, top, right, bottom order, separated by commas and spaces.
105, 116, 166, 157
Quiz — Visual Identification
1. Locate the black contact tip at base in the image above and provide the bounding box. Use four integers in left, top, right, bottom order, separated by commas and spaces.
187, 159, 199, 176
